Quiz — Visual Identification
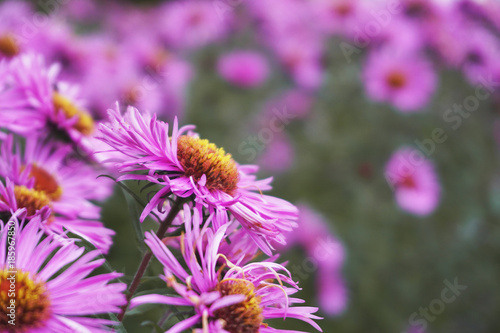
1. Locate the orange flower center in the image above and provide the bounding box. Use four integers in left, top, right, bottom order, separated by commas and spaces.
52, 92, 94, 136
28, 165, 62, 201
213, 279, 263, 333
386, 71, 407, 89
0, 34, 19, 58
176, 135, 239, 195
333, 3, 353, 17
0, 269, 51, 332
398, 174, 417, 189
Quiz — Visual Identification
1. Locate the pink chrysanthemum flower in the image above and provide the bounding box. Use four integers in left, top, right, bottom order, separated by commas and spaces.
0, 135, 114, 253
217, 51, 269, 88
363, 49, 437, 112
97, 106, 298, 255
130, 205, 322, 333
0, 209, 126, 332
0, 53, 95, 146
385, 148, 441, 216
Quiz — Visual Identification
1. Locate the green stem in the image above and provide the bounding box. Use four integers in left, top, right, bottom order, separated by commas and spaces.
117, 197, 185, 322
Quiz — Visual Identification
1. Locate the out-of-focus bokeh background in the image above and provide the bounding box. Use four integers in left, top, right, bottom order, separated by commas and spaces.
3, 0, 500, 332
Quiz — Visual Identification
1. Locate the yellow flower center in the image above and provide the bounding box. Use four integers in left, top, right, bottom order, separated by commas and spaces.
52, 92, 94, 136
0, 269, 51, 332
213, 279, 263, 333
386, 71, 407, 89
28, 165, 62, 201
0, 34, 19, 58
176, 135, 239, 195
14, 186, 51, 216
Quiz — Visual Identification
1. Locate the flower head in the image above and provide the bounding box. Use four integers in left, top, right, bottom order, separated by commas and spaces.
159, 0, 230, 50
0, 135, 114, 253
97, 106, 298, 255
363, 49, 437, 112
0, 209, 126, 332
217, 51, 269, 88
130, 204, 322, 333
385, 148, 441, 216
0, 54, 96, 146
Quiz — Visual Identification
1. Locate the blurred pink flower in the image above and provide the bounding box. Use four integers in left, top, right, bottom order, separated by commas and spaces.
363, 49, 437, 112
258, 133, 295, 173
278, 204, 348, 316
0, 0, 33, 59
260, 89, 313, 124
247, 0, 324, 89
275, 36, 324, 89
401, 0, 443, 25
405, 326, 426, 333
310, 0, 369, 38
459, 26, 500, 85
159, 0, 230, 50
318, 266, 348, 315
217, 51, 269, 88
0, 54, 96, 147
385, 148, 441, 216
372, 18, 425, 53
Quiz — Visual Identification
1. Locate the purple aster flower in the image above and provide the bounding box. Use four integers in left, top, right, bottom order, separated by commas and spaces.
370, 17, 425, 54
217, 51, 270, 88
274, 36, 324, 89
0, 209, 126, 332
97, 106, 298, 255
298, 205, 347, 316
130, 204, 322, 333
310, 0, 369, 37
0, 54, 96, 147
0, 135, 114, 253
363, 48, 437, 112
385, 147, 441, 216
459, 26, 500, 85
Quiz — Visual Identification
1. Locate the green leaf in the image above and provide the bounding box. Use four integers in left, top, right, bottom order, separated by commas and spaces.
109, 313, 128, 333
120, 186, 147, 254
140, 320, 164, 333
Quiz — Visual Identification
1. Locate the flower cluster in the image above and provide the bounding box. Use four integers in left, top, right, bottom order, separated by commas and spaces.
95, 106, 323, 332
1, 0, 497, 216
0, 63, 323, 333
3, 0, 494, 331
0, 2, 329, 331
